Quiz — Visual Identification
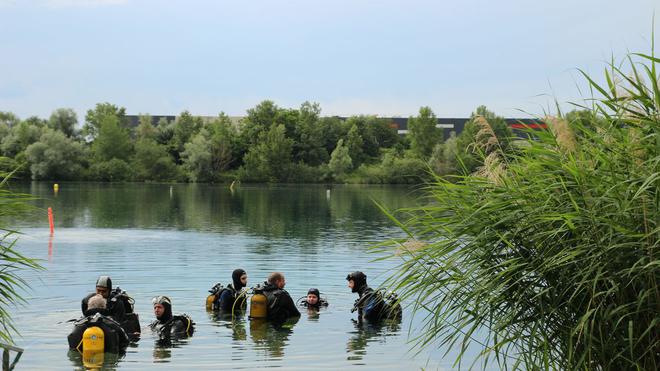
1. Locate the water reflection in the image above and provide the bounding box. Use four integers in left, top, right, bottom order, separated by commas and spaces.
8, 183, 420, 241
67, 349, 124, 370
249, 317, 299, 359
346, 318, 402, 362
152, 337, 194, 363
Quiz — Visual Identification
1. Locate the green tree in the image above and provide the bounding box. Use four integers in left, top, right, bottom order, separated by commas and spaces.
25, 128, 85, 180
241, 124, 293, 182
292, 102, 329, 166
1, 120, 42, 157
92, 115, 132, 162
429, 131, 458, 175
0, 111, 20, 127
345, 123, 364, 167
133, 138, 177, 181
408, 106, 441, 158
239, 100, 280, 150
328, 138, 352, 177
48, 108, 78, 137
345, 115, 399, 161
207, 113, 239, 171
136, 114, 157, 141
89, 158, 132, 181
172, 111, 203, 161
181, 131, 212, 182
319, 116, 346, 156
84, 102, 127, 139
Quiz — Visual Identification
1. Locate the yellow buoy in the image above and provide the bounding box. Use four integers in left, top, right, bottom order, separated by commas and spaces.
249, 292, 268, 318
82, 326, 104, 352
53, 183, 59, 195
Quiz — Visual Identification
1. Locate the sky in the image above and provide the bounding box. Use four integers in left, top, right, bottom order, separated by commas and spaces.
0, 0, 657, 121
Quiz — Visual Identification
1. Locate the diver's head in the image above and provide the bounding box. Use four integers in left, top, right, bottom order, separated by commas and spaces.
95, 275, 112, 298
87, 294, 107, 310
152, 295, 173, 322
267, 272, 286, 289
306, 288, 320, 306
346, 271, 367, 293
232, 268, 248, 289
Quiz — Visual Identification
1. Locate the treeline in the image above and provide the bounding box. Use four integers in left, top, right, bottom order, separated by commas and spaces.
0, 101, 582, 184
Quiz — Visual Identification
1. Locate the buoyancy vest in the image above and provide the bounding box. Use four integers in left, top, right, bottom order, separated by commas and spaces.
149, 314, 195, 339
67, 313, 130, 353
262, 284, 300, 322
211, 284, 246, 312
353, 287, 402, 321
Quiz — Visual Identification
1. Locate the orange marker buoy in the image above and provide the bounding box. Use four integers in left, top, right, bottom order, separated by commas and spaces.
48, 207, 54, 235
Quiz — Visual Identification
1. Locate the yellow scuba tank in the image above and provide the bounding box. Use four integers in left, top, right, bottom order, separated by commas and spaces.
81, 326, 105, 369
82, 326, 104, 352
206, 294, 215, 310
249, 287, 268, 318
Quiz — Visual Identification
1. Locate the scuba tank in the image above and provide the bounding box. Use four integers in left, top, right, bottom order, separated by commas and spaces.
81, 326, 104, 369
82, 326, 104, 352
206, 283, 224, 310
249, 285, 268, 319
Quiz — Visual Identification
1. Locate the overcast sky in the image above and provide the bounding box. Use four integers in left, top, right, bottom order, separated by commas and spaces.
0, 0, 657, 121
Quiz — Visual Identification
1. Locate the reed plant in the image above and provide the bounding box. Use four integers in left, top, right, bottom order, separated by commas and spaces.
378, 50, 660, 370
0, 164, 42, 343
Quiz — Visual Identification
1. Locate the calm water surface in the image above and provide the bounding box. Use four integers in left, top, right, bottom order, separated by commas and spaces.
6, 183, 488, 370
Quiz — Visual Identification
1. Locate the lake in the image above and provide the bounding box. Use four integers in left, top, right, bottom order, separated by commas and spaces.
5, 182, 488, 370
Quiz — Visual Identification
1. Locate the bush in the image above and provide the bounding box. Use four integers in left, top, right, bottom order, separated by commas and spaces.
89, 158, 133, 181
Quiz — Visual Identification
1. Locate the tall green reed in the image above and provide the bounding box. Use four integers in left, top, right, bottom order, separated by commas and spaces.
0, 162, 42, 344
377, 50, 659, 370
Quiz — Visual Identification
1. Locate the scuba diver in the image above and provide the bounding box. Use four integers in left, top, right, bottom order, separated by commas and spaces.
149, 295, 195, 340
260, 272, 300, 323
207, 268, 248, 312
80, 275, 140, 337
81, 276, 125, 321
346, 271, 402, 322
297, 288, 329, 310
68, 294, 130, 353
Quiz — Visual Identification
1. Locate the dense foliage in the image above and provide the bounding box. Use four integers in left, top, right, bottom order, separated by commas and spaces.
0, 101, 516, 184
379, 51, 659, 369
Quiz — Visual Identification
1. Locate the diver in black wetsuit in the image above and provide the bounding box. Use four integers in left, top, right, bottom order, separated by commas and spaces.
212, 268, 248, 312
81, 275, 140, 337
298, 288, 329, 310
346, 271, 388, 322
149, 295, 194, 339
68, 294, 129, 352
81, 276, 125, 321
261, 272, 300, 323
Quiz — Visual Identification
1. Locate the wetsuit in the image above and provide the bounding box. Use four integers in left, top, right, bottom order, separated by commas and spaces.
348, 271, 388, 322
68, 313, 129, 352
149, 298, 194, 339
353, 286, 386, 321
214, 269, 248, 312
81, 292, 126, 322
261, 282, 300, 323
149, 315, 195, 339
216, 284, 247, 312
